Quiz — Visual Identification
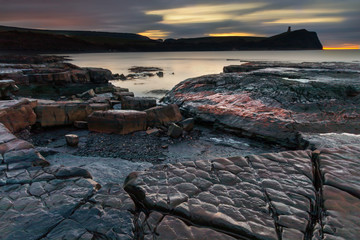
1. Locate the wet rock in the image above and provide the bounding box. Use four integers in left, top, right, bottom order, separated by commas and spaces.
179, 118, 195, 132
65, 134, 79, 147
88, 110, 147, 135
74, 121, 88, 129
0, 99, 37, 133
145, 104, 182, 127
121, 96, 156, 111
167, 123, 183, 138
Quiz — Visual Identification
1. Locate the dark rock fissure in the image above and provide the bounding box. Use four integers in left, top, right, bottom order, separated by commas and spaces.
304, 150, 324, 239
35, 192, 96, 240
245, 156, 283, 240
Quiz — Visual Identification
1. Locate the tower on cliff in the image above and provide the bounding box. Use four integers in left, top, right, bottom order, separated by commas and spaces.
287, 26, 292, 32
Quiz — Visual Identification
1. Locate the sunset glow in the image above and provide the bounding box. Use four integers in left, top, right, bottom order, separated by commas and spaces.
138, 30, 170, 39
208, 32, 263, 37
323, 44, 360, 50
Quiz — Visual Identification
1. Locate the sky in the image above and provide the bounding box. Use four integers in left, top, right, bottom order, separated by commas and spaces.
0, 0, 359, 48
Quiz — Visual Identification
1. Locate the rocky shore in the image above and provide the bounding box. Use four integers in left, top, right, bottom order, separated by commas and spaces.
0, 55, 359, 239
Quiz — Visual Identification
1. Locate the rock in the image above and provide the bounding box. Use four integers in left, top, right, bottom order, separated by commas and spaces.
146, 128, 160, 135
119, 74, 127, 80
121, 96, 156, 111
0, 99, 37, 133
88, 110, 147, 135
85, 68, 112, 83
0, 80, 19, 100
35, 101, 110, 127
55, 167, 92, 179
128, 66, 163, 73
113, 92, 134, 101
65, 134, 79, 147
156, 71, 164, 77
178, 118, 194, 132
78, 89, 95, 99
113, 104, 121, 110
167, 123, 183, 138
145, 104, 183, 127
163, 61, 360, 148
74, 121, 88, 129
94, 85, 116, 94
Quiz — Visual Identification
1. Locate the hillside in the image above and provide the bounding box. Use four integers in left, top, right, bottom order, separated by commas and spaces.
0, 25, 323, 52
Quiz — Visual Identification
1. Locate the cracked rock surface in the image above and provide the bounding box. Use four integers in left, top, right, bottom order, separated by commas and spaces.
124, 145, 360, 240
0, 122, 135, 240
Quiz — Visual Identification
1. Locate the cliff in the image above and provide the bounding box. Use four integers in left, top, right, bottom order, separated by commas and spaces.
0, 25, 323, 52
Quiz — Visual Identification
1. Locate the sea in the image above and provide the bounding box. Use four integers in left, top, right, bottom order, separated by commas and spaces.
65, 50, 360, 98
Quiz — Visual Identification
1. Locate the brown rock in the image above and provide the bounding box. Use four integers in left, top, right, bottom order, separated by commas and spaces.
145, 104, 182, 127
35, 101, 110, 127
0, 99, 37, 133
65, 134, 79, 147
167, 123, 183, 138
178, 118, 195, 132
88, 110, 147, 135
121, 96, 156, 111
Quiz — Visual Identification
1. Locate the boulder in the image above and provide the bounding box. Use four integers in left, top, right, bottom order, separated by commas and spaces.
85, 68, 113, 83
156, 71, 164, 77
145, 104, 182, 127
0, 99, 37, 133
88, 110, 147, 135
0, 80, 19, 100
65, 134, 79, 147
179, 118, 195, 132
167, 123, 183, 138
121, 96, 156, 111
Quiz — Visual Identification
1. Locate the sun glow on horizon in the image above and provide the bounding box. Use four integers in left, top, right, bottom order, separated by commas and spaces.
323, 43, 360, 50
208, 32, 264, 37
138, 30, 170, 39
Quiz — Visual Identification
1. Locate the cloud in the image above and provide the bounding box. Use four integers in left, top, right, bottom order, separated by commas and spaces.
146, 3, 267, 24
0, 0, 358, 46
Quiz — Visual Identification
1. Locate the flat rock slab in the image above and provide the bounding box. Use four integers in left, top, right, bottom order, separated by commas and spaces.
121, 96, 157, 111
124, 149, 317, 239
163, 61, 360, 148
88, 110, 147, 134
0, 99, 37, 133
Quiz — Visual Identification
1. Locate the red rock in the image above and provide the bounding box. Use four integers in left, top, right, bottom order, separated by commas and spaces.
88, 110, 147, 134
145, 104, 182, 127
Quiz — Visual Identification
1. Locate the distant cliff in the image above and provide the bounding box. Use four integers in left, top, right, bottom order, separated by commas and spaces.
0, 25, 323, 52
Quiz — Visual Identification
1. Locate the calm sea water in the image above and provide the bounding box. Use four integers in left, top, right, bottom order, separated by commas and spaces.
65, 50, 360, 98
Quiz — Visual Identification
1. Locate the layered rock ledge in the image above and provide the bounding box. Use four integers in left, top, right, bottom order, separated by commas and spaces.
163, 61, 360, 148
